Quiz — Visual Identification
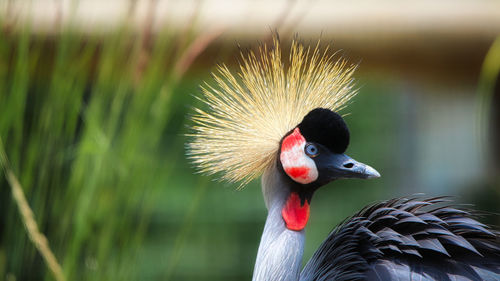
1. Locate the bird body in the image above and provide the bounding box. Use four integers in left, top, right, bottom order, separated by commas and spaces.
188, 37, 500, 280
301, 198, 500, 281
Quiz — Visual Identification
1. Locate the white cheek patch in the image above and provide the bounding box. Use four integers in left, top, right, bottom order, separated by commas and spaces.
280, 128, 318, 184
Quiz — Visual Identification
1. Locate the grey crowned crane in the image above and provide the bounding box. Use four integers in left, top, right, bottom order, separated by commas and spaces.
188, 38, 500, 280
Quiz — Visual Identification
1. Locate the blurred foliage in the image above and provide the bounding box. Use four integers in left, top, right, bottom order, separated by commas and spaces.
0, 24, 498, 281
0, 23, 208, 280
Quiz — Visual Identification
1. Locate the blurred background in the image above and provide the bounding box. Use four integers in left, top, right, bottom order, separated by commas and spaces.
0, 0, 499, 280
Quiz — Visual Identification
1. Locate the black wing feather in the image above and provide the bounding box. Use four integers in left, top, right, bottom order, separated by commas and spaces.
300, 197, 500, 281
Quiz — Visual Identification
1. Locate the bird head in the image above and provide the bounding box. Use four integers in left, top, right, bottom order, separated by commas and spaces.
279, 108, 379, 188
276, 108, 379, 231
189, 37, 379, 228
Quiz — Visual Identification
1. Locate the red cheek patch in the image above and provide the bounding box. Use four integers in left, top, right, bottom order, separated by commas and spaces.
286, 167, 310, 179
280, 128, 318, 184
281, 128, 304, 151
282, 192, 310, 231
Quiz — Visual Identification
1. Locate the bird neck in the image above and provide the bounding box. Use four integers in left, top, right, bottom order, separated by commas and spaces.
252, 165, 305, 281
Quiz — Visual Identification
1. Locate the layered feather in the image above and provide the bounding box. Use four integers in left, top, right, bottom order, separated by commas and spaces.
300, 197, 500, 281
188, 37, 357, 185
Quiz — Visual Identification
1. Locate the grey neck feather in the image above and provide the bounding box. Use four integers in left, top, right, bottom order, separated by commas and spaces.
252, 164, 305, 281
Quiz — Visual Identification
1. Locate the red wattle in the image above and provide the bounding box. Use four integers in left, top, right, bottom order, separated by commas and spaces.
281, 192, 310, 231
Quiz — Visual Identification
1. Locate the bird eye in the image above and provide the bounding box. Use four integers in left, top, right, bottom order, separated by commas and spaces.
305, 143, 319, 157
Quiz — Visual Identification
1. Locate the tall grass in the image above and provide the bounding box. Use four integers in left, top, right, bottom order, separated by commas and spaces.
0, 22, 209, 280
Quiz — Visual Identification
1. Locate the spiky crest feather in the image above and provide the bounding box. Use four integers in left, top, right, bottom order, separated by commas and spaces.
188, 37, 357, 185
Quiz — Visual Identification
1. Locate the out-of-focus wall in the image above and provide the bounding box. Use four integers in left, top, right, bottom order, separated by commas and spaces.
3, 0, 499, 81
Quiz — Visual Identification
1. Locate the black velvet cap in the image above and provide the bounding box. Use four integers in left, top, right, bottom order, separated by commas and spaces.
297, 108, 350, 154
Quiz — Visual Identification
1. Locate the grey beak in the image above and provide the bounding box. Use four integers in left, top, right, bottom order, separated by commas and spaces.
328, 154, 380, 179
